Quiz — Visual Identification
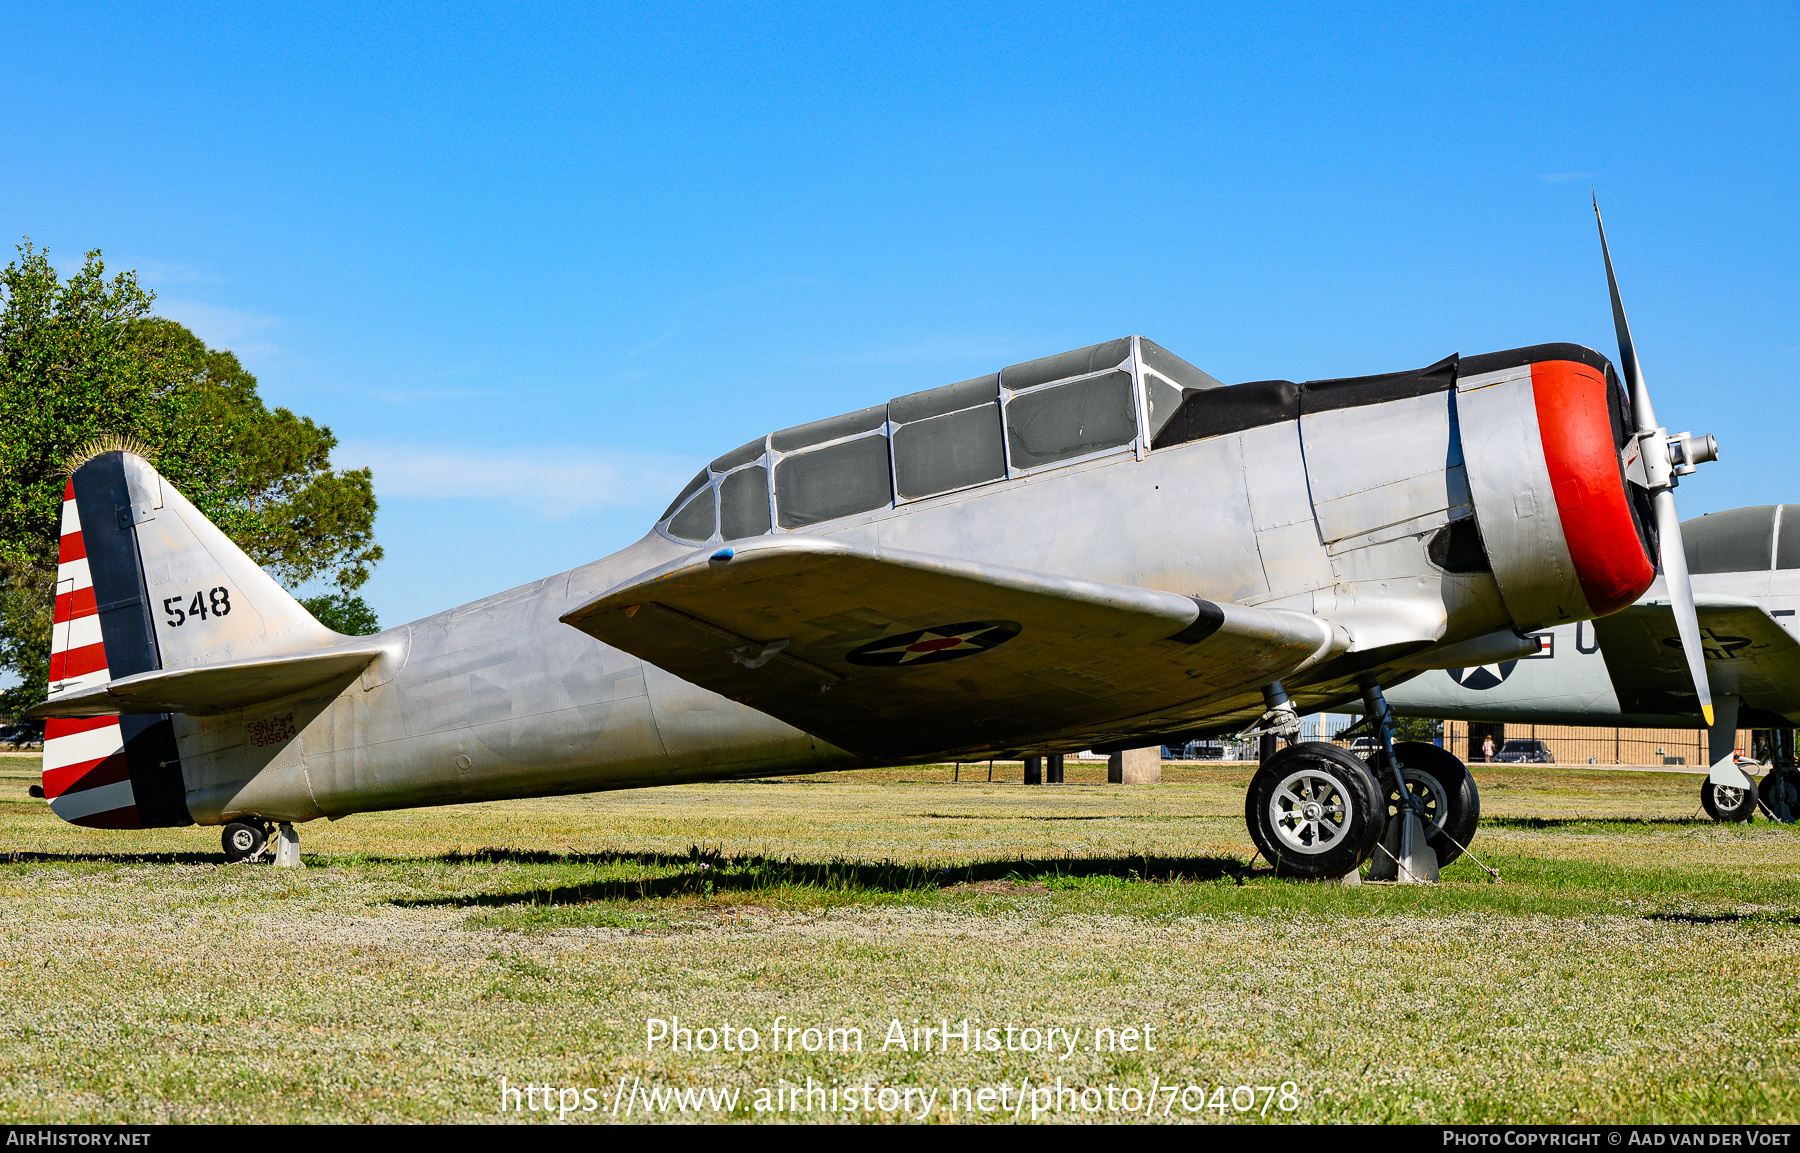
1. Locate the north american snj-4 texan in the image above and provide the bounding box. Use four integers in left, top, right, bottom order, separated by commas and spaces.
27, 202, 1723, 882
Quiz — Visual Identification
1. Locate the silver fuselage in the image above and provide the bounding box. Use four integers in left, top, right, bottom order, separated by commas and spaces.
184, 394, 1517, 825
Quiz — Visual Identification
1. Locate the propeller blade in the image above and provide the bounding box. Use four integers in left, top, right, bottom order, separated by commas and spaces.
1593, 192, 1659, 435
1653, 489, 1714, 727
1595, 194, 1715, 724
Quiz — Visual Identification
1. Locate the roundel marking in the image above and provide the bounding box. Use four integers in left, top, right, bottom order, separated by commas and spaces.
844, 621, 1021, 667
1446, 661, 1519, 690
1662, 631, 1751, 660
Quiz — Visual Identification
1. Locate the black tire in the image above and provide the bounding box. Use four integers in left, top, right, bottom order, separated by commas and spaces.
1700, 776, 1758, 823
1386, 742, 1481, 867
1759, 769, 1800, 824
222, 821, 268, 862
1246, 742, 1385, 878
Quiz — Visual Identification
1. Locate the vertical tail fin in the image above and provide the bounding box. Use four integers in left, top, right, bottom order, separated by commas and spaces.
41, 450, 338, 828
43, 473, 184, 827
112, 450, 339, 668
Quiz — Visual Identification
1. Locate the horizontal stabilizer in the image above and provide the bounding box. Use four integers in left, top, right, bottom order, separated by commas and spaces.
26, 647, 384, 719
561, 536, 1344, 759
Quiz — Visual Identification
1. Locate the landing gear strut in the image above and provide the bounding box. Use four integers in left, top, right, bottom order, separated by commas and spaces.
1243, 678, 1482, 881
1381, 742, 1480, 867
220, 819, 304, 865
1357, 679, 1441, 883
1751, 728, 1797, 824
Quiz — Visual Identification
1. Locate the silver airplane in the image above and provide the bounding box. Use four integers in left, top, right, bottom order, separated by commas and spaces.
25, 204, 1722, 881
1385, 503, 1800, 824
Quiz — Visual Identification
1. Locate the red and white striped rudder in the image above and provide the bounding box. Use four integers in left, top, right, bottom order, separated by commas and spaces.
42, 479, 141, 828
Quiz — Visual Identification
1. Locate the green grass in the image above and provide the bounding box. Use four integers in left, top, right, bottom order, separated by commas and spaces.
0, 753, 1797, 1124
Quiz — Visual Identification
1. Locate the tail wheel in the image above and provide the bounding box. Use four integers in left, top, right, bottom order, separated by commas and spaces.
1387, 742, 1481, 867
1246, 742, 1384, 878
1701, 778, 1758, 823
222, 821, 269, 862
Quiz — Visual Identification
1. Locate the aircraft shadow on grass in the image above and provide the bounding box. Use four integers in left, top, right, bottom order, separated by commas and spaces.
0, 850, 224, 865
1484, 816, 1711, 830
391, 849, 1259, 907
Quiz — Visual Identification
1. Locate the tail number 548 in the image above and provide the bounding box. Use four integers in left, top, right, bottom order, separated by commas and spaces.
163, 588, 232, 627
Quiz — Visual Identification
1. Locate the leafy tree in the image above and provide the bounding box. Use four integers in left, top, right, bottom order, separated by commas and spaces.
0, 241, 382, 724
128, 318, 382, 591
1392, 716, 1443, 743
300, 593, 381, 636
1334, 716, 1443, 743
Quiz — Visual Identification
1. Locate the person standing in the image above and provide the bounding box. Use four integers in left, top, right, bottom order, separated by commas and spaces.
1481, 734, 1496, 763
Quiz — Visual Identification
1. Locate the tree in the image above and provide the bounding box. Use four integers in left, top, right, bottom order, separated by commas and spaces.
126, 318, 382, 591
300, 593, 381, 636
0, 241, 383, 724
1391, 716, 1443, 743
1334, 716, 1443, 743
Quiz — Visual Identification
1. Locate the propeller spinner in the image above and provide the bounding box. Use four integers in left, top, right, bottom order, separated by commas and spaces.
1592, 194, 1722, 724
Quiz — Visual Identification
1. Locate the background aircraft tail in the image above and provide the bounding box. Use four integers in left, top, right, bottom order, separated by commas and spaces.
41, 449, 339, 828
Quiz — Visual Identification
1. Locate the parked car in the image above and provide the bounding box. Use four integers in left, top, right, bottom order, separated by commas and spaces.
1344, 737, 1382, 757
1493, 738, 1556, 764
0, 723, 42, 750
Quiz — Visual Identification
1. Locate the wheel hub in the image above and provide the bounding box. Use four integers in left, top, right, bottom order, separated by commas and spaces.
1389, 768, 1450, 837
1269, 768, 1353, 855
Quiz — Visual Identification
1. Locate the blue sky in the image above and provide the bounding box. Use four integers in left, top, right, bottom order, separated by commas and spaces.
5, 2, 1796, 630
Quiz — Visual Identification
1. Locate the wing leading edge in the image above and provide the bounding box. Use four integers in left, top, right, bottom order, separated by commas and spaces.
561, 537, 1345, 759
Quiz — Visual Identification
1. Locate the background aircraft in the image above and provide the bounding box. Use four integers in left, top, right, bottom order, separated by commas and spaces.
27, 210, 1720, 883
1386, 503, 1800, 824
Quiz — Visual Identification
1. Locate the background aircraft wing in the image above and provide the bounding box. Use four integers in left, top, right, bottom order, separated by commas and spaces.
1592, 595, 1800, 720
561, 537, 1342, 759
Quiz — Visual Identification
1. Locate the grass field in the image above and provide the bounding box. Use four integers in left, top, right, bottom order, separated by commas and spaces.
1, 752, 1796, 1125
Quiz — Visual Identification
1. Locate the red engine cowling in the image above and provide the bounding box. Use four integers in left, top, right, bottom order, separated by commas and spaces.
1457, 344, 1657, 629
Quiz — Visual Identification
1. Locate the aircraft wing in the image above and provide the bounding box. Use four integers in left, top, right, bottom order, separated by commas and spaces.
1592, 595, 1800, 720
560, 537, 1343, 759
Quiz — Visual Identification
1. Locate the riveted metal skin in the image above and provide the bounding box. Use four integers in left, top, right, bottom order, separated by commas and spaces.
29, 337, 1661, 830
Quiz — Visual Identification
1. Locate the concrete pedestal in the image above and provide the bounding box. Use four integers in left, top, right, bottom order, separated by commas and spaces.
1107, 747, 1162, 784
1046, 753, 1064, 784
1023, 755, 1042, 785
273, 822, 304, 869
1368, 812, 1438, 883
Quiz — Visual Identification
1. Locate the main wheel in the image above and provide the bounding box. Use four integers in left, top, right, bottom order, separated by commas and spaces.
1759, 769, 1800, 823
1386, 742, 1481, 867
222, 821, 269, 862
1701, 777, 1758, 823
1246, 742, 1385, 878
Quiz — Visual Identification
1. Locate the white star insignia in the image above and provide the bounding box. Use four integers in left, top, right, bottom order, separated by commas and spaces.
859, 626, 997, 663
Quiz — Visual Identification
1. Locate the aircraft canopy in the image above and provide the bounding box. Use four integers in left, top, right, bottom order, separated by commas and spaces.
657, 336, 1223, 544
1682, 505, 1800, 575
